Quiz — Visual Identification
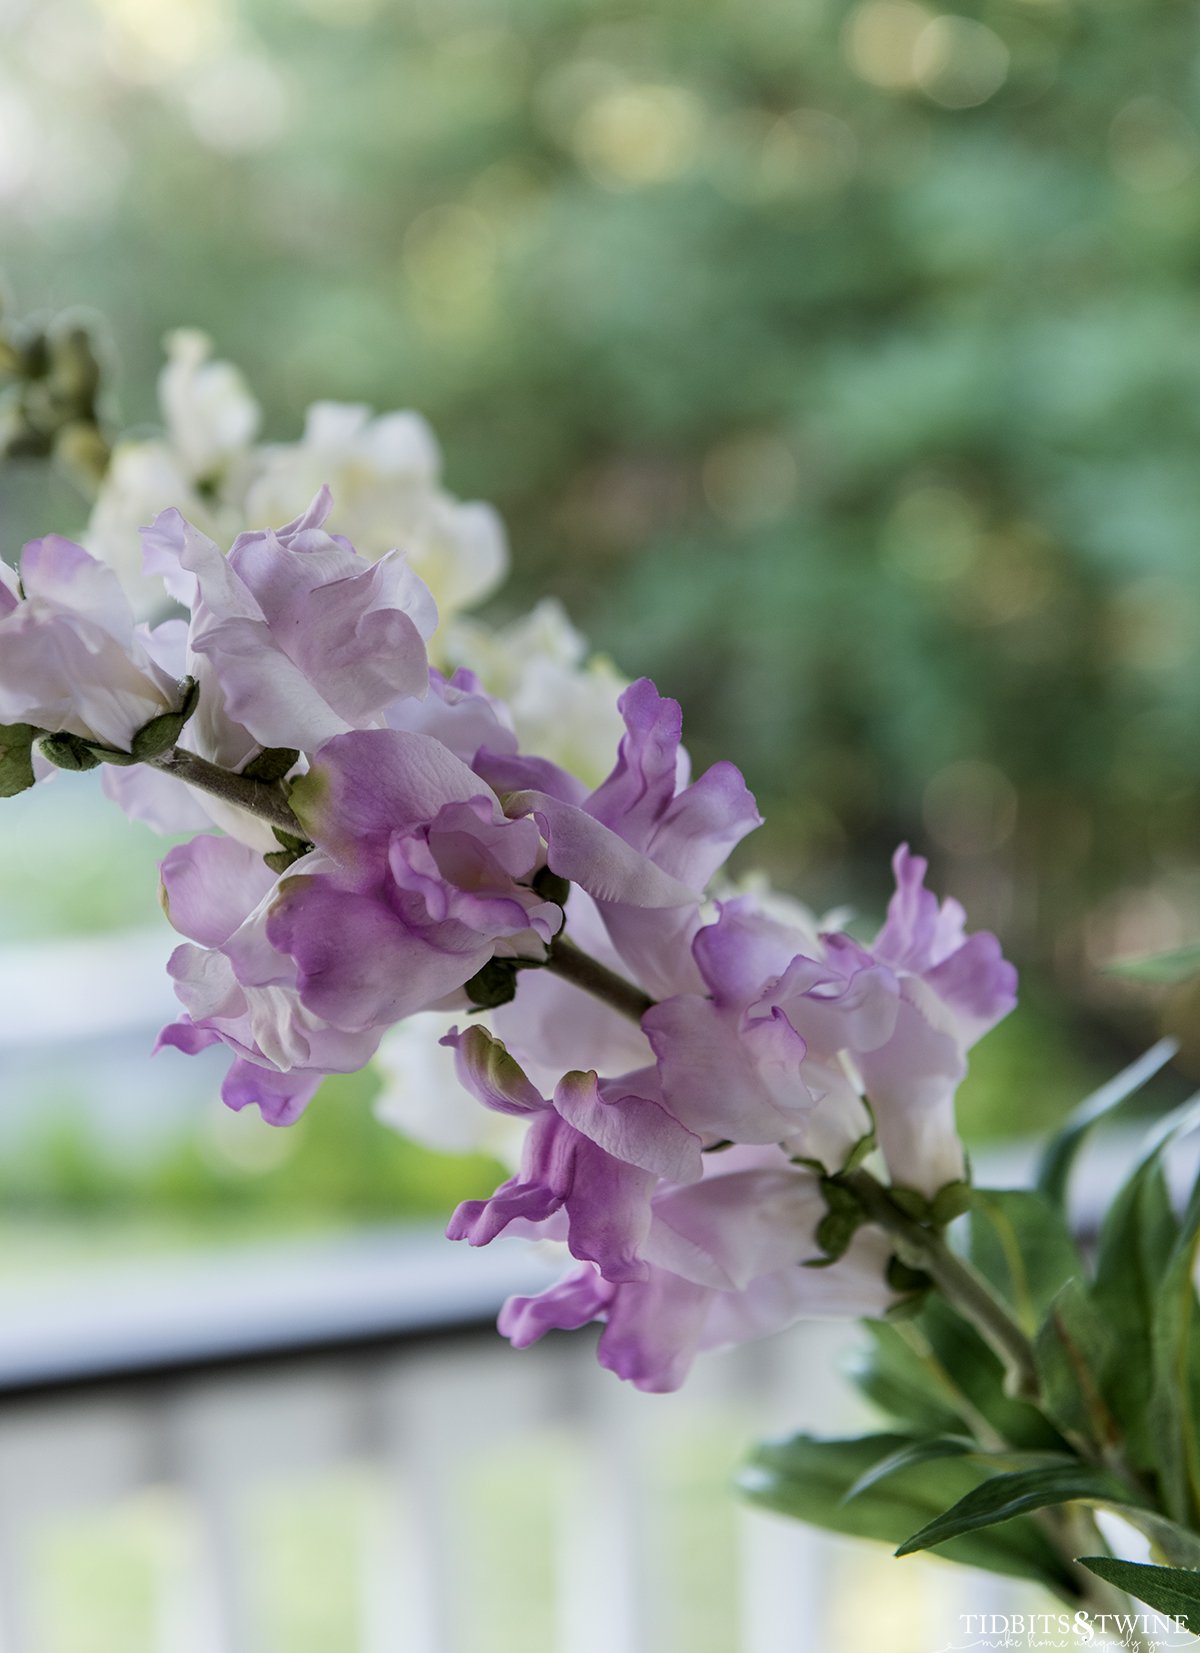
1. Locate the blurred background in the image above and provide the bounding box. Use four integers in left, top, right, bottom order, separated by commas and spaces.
0, 0, 1197, 1646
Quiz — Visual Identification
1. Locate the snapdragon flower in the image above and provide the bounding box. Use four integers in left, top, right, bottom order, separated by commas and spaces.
499, 1152, 897, 1392
84, 332, 507, 635
644, 849, 1017, 1199
157, 832, 383, 1124
144, 488, 437, 752
0, 534, 184, 751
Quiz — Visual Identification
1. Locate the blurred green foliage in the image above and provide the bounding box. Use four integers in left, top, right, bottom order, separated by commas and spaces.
6, 0, 1200, 951
1, 0, 1197, 1237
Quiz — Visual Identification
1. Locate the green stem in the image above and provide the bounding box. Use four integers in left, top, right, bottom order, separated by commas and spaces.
544, 935, 654, 1024
839, 1167, 1040, 1401
149, 747, 302, 838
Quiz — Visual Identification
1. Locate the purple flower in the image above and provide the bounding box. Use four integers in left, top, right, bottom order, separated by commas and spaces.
270, 728, 563, 1031
643, 848, 1017, 1197
157, 833, 383, 1124
143, 489, 437, 752
443, 1024, 702, 1282
504, 679, 762, 997
499, 1157, 896, 1391
851, 845, 1018, 1196
0, 535, 180, 749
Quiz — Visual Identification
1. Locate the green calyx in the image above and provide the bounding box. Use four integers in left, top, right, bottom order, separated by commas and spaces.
38, 732, 102, 772
532, 865, 571, 907
0, 722, 39, 796
464, 955, 547, 1011
263, 825, 312, 875
39, 676, 201, 773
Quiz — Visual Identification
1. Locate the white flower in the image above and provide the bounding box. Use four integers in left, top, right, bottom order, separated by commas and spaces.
242, 402, 508, 627
158, 328, 261, 481
444, 599, 628, 788
373, 1011, 525, 1166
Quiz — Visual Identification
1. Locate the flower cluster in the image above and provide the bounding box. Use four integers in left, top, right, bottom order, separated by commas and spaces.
1, 352, 1017, 1391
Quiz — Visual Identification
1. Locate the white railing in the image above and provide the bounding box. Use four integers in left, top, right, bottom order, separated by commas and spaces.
0, 1229, 1039, 1653
0, 923, 1178, 1651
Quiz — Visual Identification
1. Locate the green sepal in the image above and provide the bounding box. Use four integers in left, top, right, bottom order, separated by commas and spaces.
243, 747, 300, 784
888, 1186, 933, 1223
263, 825, 313, 875
805, 1176, 865, 1266
0, 722, 38, 796
886, 1256, 932, 1296
129, 676, 199, 761
532, 865, 570, 907
464, 956, 545, 1010
38, 733, 100, 772
929, 1180, 972, 1226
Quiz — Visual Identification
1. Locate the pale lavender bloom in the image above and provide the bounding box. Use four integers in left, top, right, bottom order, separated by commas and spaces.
643, 898, 892, 1155
443, 1024, 702, 1282
271, 728, 563, 1032
142, 489, 437, 752
157, 833, 384, 1124
644, 848, 1017, 1197
499, 1156, 896, 1391
0, 535, 180, 750
505, 679, 762, 998
385, 666, 518, 767
851, 845, 1017, 1196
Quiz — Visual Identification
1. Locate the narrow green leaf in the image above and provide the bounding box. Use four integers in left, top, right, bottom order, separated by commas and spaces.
738, 1432, 1078, 1596
895, 1463, 1145, 1557
965, 1189, 1084, 1332
1034, 1279, 1120, 1454
1149, 1161, 1200, 1525
918, 1296, 1066, 1451
1075, 1558, 1200, 1633
1035, 1039, 1178, 1206
845, 1322, 967, 1437
843, 1436, 976, 1502
844, 1437, 1072, 1504
1091, 1093, 1200, 1478
1110, 946, 1200, 985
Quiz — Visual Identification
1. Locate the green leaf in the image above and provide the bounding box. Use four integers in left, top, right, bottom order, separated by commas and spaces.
845, 1323, 968, 1437
1075, 1558, 1200, 1633
1148, 1161, 1200, 1525
917, 1296, 1066, 1450
739, 1432, 1079, 1596
1110, 946, 1200, 985
1035, 1038, 1178, 1206
0, 722, 37, 797
894, 1463, 1145, 1557
1033, 1279, 1119, 1453
843, 1435, 978, 1500
1091, 1093, 1200, 1475
965, 1188, 1084, 1332
844, 1437, 1071, 1504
